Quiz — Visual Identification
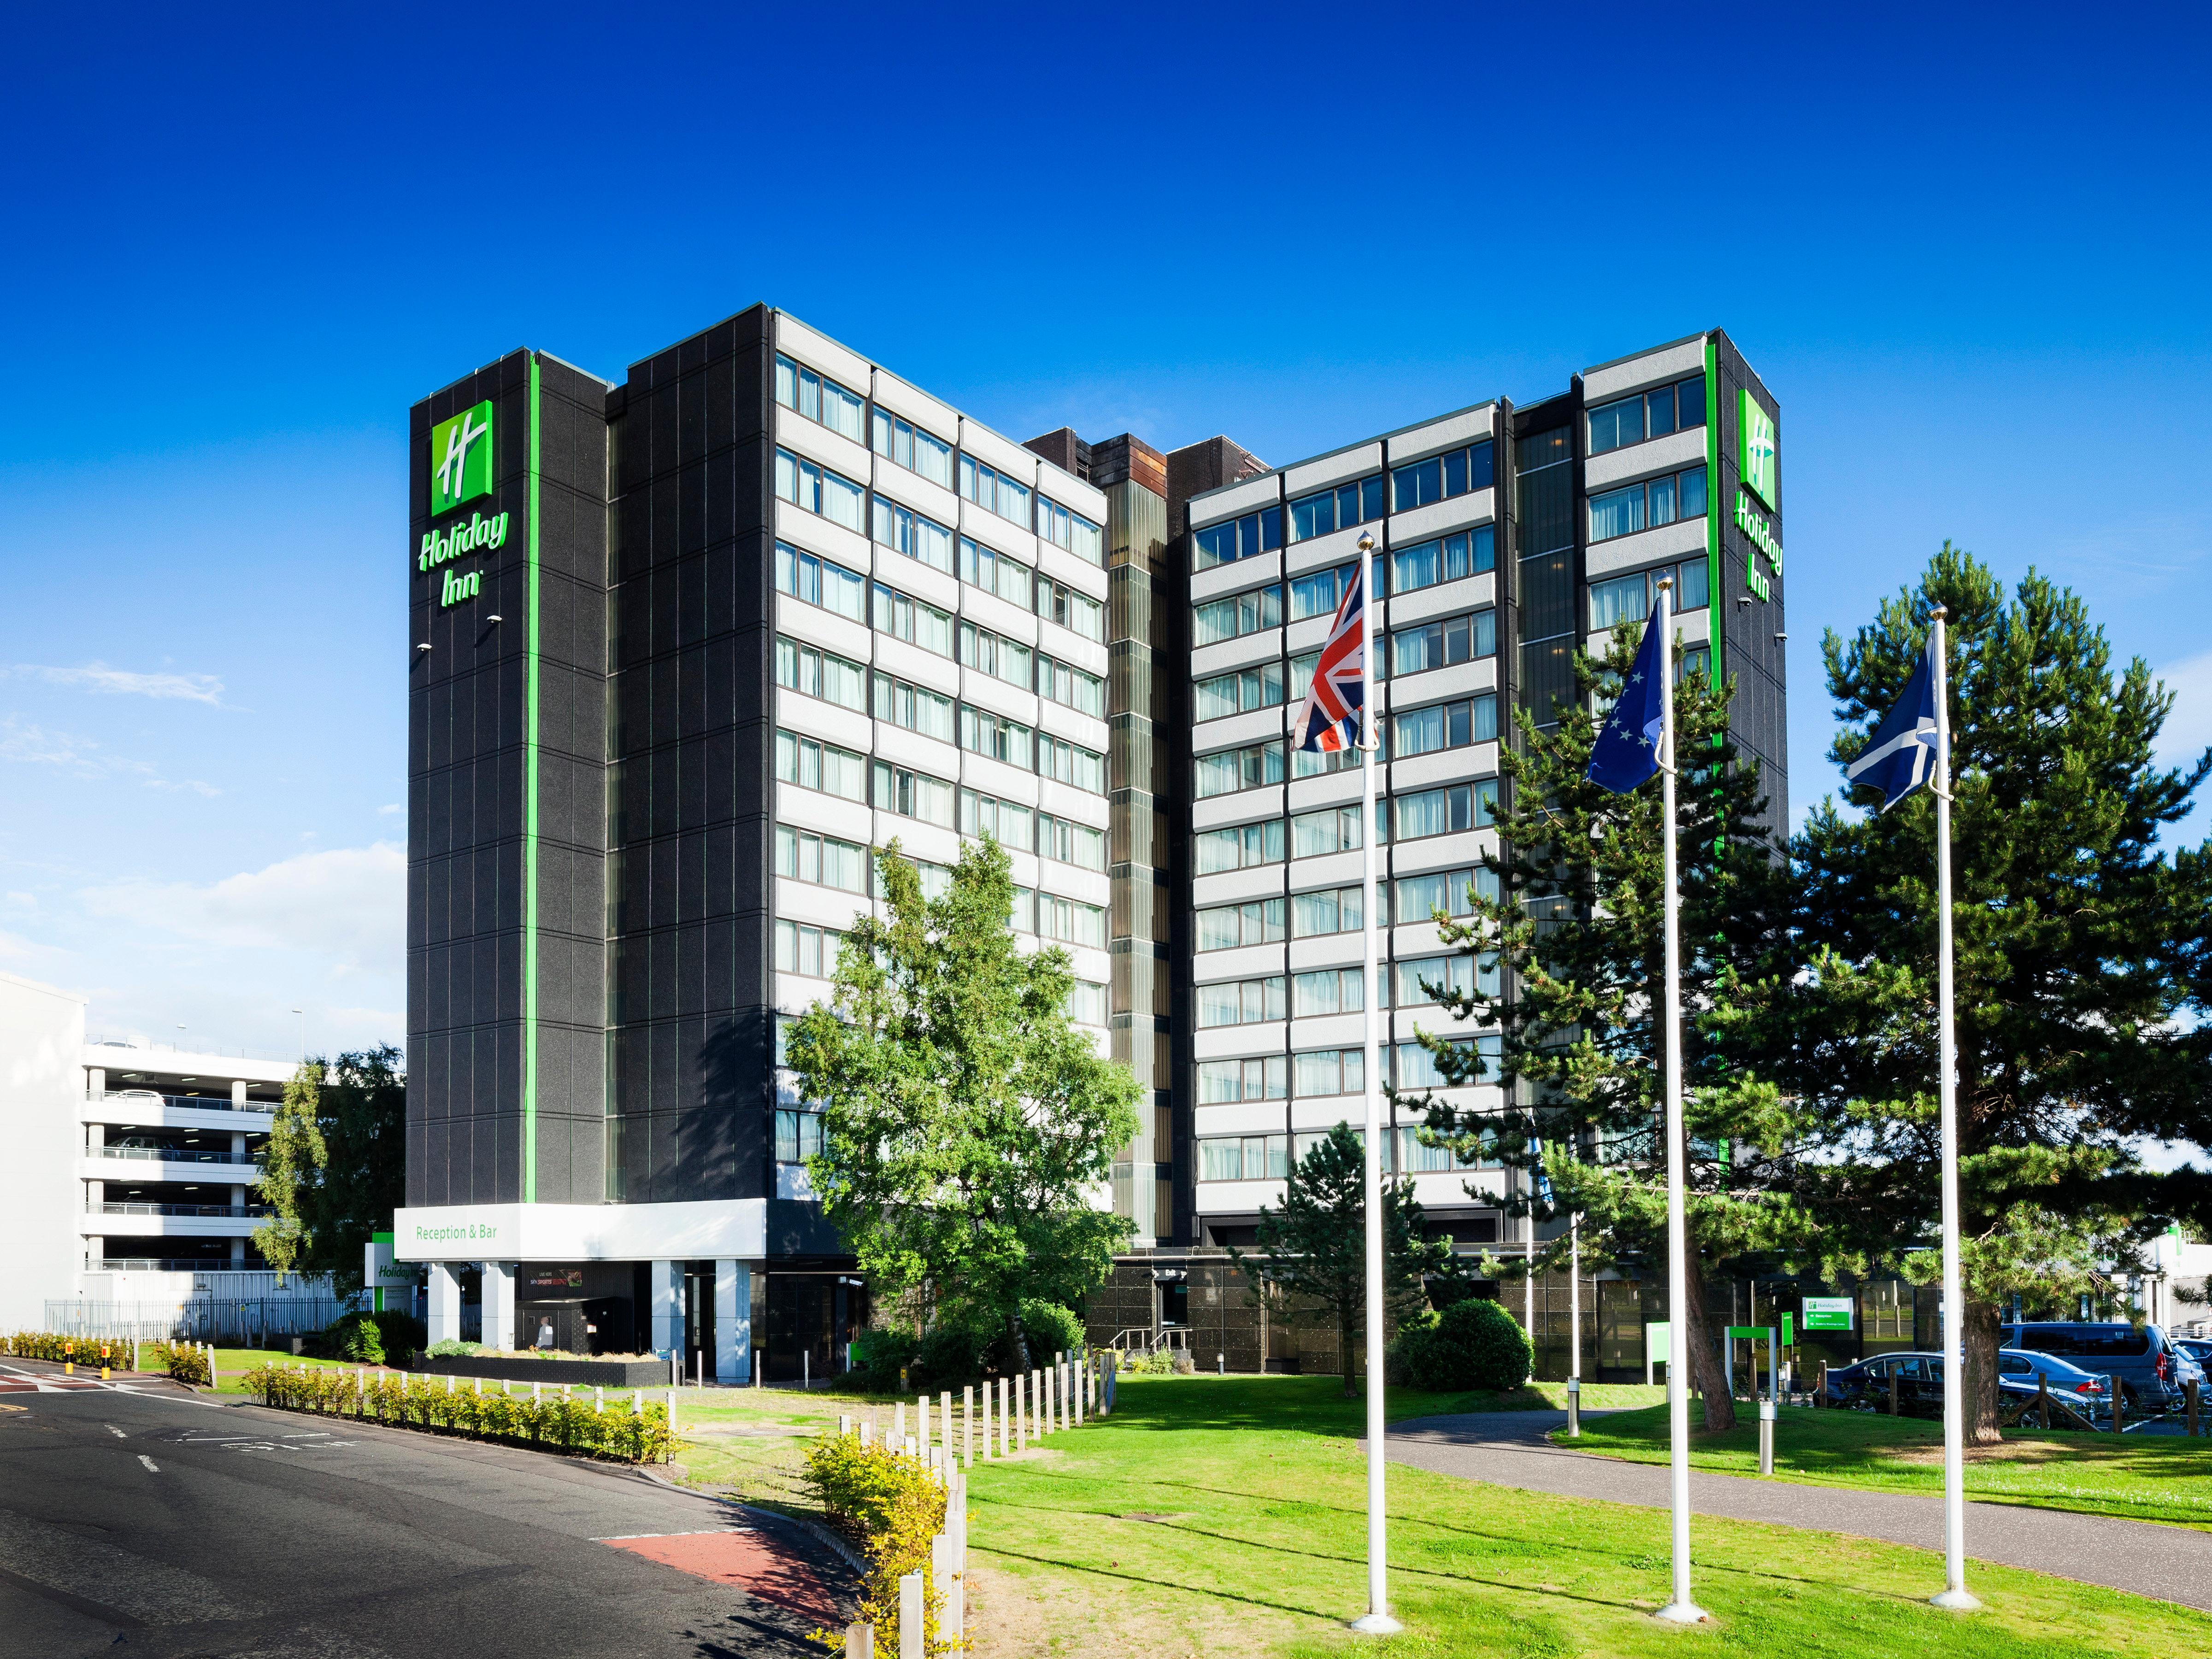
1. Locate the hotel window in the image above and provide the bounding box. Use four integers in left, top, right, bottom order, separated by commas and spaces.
1193, 584, 1282, 645
1388, 527, 1495, 597
1294, 1047, 1364, 1097
1039, 892, 1107, 948
958, 620, 1032, 688
1293, 966, 1380, 1018
1291, 803, 1375, 858
775, 635, 866, 711
1392, 781, 1498, 840
1194, 740, 1285, 799
872, 673, 955, 743
1287, 474, 1385, 542
872, 761, 956, 827
1199, 1133, 1289, 1180
1394, 1035, 1502, 1090
1038, 812, 1106, 871
1394, 865, 1500, 924
1389, 695, 1498, 758
1036, 653, 1105, 717
774, 354, 866, 443
1037, 577, 1104, 642
959, 453, 1033, 528
775, 825, 868, 893
1196, 896, 1286, 950
1291, 743, 1361, 780
959, 705, 1034, 769
959, 536, 1034, 607
1193, 506, 1285, 571
958, 788, 1034, 852
1390, 440, 1495, 512
1065, 978, 1108, 1026
774, 542, 868, 624
774, 447, 865, 533
1038, 495, 1104, 565
1586, 374, 1706, 457
870, 853, 953, 905
1392, 953, 1499, 1009
775, 730, 867, 802
1194, 818, 1285, 873
1040, 733, 1106, 793
871, 407, 955, 489
774, 920, 842, 979
1589, 560, 1711, 632
1194, 661, 1285, 721
1678, 643, 1713, 684
1391, 611, 1496, 677
872, 586, 953, 656
774, 1107, 827, 1165
1588, 466, 1709, 543
1197, 1056, 1288, 1103
871, 497, 955, 573
1291, 884, 1365, 938
1009, 884, 1037, 932
1196, 975, 1288, 1027
1289, 562, 1361, 623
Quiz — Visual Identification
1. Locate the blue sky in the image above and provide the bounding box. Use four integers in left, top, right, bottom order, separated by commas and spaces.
1, 2, 2207, 1059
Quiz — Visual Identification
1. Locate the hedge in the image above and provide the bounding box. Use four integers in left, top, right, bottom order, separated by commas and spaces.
804, 1431, 957, 1656
4, 1332, 127, 1366
143, 1341, 213, 1385
245, 1364, 677, 1463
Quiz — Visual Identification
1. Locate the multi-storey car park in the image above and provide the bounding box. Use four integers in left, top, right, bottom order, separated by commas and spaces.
395, 313, 1785, 1382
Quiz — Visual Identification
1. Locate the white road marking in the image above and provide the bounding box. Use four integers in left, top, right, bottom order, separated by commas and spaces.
106, 1425, 127, 1438
138, 1454, 160, 1472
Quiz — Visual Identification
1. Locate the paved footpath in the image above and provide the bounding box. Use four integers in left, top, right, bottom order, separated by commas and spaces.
1383, 1411, 2212, 1613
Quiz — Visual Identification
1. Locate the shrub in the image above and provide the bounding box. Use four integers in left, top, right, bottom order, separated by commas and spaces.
803, 1432, 955, 1657
913, 1310, 993, 1392
1018, 1299, 1083, 1362
849, 1325, 919, 1390
143, 1340, 212, 1385
327, 1313, 386, 1364
1123, 1347, 1177, 1377
424, 1339, 481, 1359
243, 1365, 677, 1462
369, 1310, 427, 1362
1389, 1296, 1532, 1393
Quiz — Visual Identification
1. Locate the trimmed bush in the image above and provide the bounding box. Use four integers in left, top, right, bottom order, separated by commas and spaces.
803, 1431, 954, 1656
424, 1339, 481, 1359
144, 1340, 212, 1385
1389, 1296, 1533, 1393
848, 1325, 919, 1390
1019, 1299, 1083, 1362
244, 1365, 676, 1462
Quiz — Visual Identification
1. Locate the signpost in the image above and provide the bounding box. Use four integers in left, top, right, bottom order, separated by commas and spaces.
1801, 1296, 1853, 1332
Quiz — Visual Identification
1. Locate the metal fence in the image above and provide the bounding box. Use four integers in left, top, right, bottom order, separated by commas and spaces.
42, 1297, 349, 1345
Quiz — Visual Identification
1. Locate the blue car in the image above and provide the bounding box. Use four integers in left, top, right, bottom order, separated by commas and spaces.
2001, 1322, 2203, 1412
1823, 1351, 2100, 1423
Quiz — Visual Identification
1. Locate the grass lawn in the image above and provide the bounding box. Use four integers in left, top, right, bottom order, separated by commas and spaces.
1568, 1401, 2212, 1532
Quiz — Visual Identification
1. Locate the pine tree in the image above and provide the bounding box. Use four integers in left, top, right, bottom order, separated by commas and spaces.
1789, 545, 2212, 1438
1404, 618, 1812, 1432
786, 836, 1142, 1375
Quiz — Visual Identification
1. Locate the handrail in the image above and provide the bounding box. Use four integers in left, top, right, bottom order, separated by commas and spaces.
94, 1147, 260, 1166
95, 1202, 269, 1218
88, 1091, 279, 1116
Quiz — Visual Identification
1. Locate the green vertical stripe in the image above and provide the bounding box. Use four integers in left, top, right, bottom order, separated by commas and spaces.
524, 355, 542, 1203
1705, 335, 1722, 689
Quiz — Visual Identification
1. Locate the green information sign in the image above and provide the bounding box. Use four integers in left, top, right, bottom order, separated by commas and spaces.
431, 400, 495, 516
1801, 1295, 1853, 1331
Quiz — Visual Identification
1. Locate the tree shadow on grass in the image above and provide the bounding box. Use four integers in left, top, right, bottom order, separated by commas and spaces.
1107, 1375, 1537, 1439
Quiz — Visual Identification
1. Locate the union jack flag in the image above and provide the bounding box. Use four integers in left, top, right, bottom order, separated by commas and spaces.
1292, 560, 1367, 753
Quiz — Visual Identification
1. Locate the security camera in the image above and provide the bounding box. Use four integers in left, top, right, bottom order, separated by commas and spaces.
416, 643, 432, 653
1774, 632, 1787, 643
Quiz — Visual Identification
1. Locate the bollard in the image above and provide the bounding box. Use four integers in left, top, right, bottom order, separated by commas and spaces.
860, 1416, 873, 1447
634, 1388, 644, 1417
940, 1390, 952, 1459
596, 1387, 606, 1414
898, 1568, 924, 1659
803, 1349, 810, 1390
1566, 1376, 1581, 1438
963, 1385, 974, 1468
534, 1381, 542, 1401
1759, 1397, 1776, 1475
2039, 1372, 2051, 1430
843, 1618, 874, 1658
841, 1413, 853, 1435
920, 1394, 932, 1461
895, 1400, 907, 1444
667, 1388, 677, 1435
1815, 1360, 1827, 1407
1000, 1375, 1010, 1455
1888, 1369, 1900, 1418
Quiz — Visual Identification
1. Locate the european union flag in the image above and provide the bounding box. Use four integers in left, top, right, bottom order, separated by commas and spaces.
1846, 639, 1940, 812
1586, 607, 1667, 793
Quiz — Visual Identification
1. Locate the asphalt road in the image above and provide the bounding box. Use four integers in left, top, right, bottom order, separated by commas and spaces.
1385, 1410, 2212, 1613
0, 1360, 847, 1659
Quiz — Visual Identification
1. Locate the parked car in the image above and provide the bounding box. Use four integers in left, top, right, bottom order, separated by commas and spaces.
2172, 1336, 2212, 1377
2001, 1322, 2203, 1412
1822, 1351, 2101, 1423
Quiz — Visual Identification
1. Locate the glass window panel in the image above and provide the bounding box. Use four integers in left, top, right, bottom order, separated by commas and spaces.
1677, 558, 1710, 610
1677, 377, 1706, 428
1647, 385, 1677, 438
1588, 483, 1647, 542
1680, 465, 1708, 518
1442, 448, 1469, 498
1589, 572, 1650, 632
1648, 472, 1678, 528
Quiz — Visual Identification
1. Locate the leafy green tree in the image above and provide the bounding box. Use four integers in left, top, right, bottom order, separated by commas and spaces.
252, 1044, 407, 1293
1788, 546, 2212, 1436
1228, 1122, 1458, 1398
1404, 620, 1814, 1431
786, 838, 1142, 1376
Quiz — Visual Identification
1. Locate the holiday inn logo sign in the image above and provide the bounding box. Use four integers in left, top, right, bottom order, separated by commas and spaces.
1738, 389, 1777, 508
1734, 388, 1783, 600
430, 400, 494, 516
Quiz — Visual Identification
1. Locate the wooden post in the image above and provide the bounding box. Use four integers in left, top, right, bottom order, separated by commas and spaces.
898, 1569, 923, 1659
999, 1375, 1009, 1455
2188, 1377, 2199, 1438
2112, 1376, 2124, 1433
894, 1400, 906, 1443
962, 1385, 974, 1468
2039, 1372, 2051, 1430
940, 1390, 952, 1463
1815, 1360, 1827, 1406
919, 1394, 931, 1460
1888, 1368, 1900, 1418
666, 1388, 677, 1435
843, 1618, 874, 1658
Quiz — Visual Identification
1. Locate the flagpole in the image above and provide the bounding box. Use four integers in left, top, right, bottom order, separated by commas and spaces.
1351, 533, 1399, 1635
1652, 578, 1705, 1625
1929, 605, 1978, 1611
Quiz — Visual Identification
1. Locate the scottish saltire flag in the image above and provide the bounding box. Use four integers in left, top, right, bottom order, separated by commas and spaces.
1292, 560, 1367, 752
1586, 606, 1668, 793
1846, 640, 1939, 811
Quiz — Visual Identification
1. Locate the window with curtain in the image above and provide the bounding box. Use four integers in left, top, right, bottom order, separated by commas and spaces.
774, 354, 866, 442
1193, 506, 1285, 571
872, 585, 953, 655
1287, 474, 1385, 542
1389, 440, 1494, 512
959, 536, 1034, 607
1194, 741, 1284, 798
1195, 819, 1285, 872
774, 730, 867, 801
1194, 662, 1286, 721
959, 788, 1034, 851
871, 407, 954, 488
1196, 897, 1287, 950
1194, 585, 1282, 644
775, 636, 867, 710
774, 542, 868, 623
1388, 526, 1495, 596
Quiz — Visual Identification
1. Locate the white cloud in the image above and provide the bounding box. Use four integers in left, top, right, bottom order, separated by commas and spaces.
2155, 648, 2212, 769
81, 842, 405, 968
377, 802, 402, 816
0, 715, 106, 777
13, 662, 225, 705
